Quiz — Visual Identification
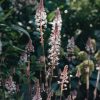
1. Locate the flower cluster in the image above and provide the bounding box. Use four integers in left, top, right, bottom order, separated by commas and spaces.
85, 37, 96, 54
58, 65, 69, 93
26, 39, 34, 76
19, 39, 34, 63
48, 8, 62, 68
51, 8, 62, 33
20, 52, 28, 63
21, 52, 27, 62
66, 37, 75, 61
5, 76, 16, 94
35, 0, 47, 31
67, 37, 75, 52
25, 39, 34, 53
32, 80, 42, 100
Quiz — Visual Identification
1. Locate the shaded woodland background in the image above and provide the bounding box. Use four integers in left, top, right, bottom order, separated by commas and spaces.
0, 0, 100, 100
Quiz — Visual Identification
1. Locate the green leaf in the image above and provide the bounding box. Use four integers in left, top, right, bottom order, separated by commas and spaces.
47, 11, 55, 21
0, 8, 13, 22
11, 25, 30, 38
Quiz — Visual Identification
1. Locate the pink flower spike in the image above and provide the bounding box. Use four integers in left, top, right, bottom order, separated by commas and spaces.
25, 39, 34, 53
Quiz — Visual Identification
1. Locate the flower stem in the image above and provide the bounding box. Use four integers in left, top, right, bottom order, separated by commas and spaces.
93, 70, 100, 100
40, 17, 47, 87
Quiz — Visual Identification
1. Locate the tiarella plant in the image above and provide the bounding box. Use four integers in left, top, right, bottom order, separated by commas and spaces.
66, 37, 75, 61
5, 76, 16, 95
58, 65, 69, 93
85, 37, 96, 99
48, 8, 62, 74
25, 39, 34, 76
32, 80, 42, 100
35, 0, 47, 76
35, 0, 47, 44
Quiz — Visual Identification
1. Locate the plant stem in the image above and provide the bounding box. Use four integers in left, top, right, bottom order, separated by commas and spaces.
86, 73, 89, 100
60, 95, 62, 100
40, 17, 47, 88
86, 55, 90, 100
93, 69, 100, 100
3, 80, 5, 100
40, 17, 46, 74
27, 61, 31, 100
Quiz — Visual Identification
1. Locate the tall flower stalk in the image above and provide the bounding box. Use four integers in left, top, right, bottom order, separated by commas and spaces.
25, 39, 34, 99
66, 37, 75, 62
85, 37, 95, 100
85, 37, 96, 54
48, 8, 62, 75
35, 0, 47, 73
58, 65, 69, 100
21, 39, 34, 100
32, 80, 42, 100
